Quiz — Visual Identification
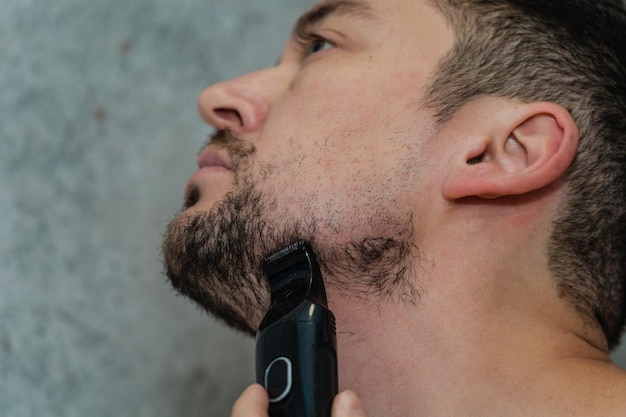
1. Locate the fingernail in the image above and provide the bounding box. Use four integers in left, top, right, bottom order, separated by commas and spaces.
339, 390, 364, 414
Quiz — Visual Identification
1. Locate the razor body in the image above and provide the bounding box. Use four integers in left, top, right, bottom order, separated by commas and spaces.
256, 241, 338, 417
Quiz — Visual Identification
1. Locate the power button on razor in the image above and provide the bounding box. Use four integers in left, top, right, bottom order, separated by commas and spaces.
264, 357, 292, 403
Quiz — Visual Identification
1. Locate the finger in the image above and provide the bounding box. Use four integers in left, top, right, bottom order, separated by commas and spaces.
231, 384, 270, 417
332, 390, 368, 417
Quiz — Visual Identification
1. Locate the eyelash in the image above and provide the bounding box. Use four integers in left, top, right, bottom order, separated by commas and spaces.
295, 31, 335, 57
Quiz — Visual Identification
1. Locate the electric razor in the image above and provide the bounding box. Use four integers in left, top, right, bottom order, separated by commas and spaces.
256, 241, 338, 417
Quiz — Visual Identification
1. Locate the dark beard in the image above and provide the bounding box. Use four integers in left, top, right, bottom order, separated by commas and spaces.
162, 131, 420, 335
163, 180, 308, 335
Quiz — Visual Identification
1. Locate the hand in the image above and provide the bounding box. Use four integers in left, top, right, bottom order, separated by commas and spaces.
231, 384, 368, 417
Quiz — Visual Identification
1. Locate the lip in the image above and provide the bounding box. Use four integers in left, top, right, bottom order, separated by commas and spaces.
184, 147, 234, 205
197, 146, 233, 171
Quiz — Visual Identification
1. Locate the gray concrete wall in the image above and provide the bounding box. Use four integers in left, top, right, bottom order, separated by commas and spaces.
0, 1, 311, 416
1, 1, 625, 416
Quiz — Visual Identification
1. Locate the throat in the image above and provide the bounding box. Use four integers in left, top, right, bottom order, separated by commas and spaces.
331, 294, 613, 417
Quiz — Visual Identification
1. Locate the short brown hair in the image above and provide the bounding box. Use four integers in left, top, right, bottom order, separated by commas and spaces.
425, 0, 626, 349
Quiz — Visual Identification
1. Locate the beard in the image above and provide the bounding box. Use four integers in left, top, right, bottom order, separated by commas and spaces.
162, 130, 420, 335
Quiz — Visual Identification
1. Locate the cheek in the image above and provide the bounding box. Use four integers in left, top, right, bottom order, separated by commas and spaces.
253, 137, 417, 242
250, 62, 430, 236
272, 63, 388, 134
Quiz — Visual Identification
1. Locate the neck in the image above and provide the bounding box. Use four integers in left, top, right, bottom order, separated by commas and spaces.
327, 250, 616, 417
324, 189, 626, 416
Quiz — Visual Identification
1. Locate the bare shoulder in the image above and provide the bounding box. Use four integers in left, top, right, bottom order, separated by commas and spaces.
610, 365, 626, 402
586, 362, 626, 416
547, 360, 626, 416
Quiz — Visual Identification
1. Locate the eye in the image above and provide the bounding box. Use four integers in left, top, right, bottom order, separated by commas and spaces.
296, 31, 336, 57
308, 37, 334, 55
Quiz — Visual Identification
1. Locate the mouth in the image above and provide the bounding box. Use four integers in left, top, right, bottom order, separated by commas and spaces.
197, 146, 233, 171
182, 146, 235, 209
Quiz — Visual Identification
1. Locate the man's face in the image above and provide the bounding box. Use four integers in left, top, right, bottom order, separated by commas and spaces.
162, 0, 454, 333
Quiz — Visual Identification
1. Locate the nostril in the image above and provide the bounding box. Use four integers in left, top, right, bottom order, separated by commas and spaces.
214, 108, 243, 127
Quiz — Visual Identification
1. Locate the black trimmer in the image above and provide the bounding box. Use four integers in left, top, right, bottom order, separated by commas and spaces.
256, 241, 338, 417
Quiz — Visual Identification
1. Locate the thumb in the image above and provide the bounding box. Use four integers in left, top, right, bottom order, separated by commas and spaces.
332, 390, 368, 417
231, 384, 269, 417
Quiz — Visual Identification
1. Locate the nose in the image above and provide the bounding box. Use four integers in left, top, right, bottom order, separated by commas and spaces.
198, 66, 292, 135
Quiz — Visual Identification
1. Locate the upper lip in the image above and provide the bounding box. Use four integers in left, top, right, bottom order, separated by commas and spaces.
197, 146, 233, 170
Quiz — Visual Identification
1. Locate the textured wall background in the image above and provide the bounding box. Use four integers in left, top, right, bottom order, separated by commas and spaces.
1, 0, 625, 416
0, 1, 311, 416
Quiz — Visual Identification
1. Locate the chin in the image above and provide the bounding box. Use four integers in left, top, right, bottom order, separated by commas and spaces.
162, 179, 274, 334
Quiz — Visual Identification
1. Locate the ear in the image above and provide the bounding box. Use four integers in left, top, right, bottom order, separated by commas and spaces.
442, 102, 579, 200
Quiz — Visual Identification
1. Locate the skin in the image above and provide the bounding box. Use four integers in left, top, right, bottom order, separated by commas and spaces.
168, 0, 626, 415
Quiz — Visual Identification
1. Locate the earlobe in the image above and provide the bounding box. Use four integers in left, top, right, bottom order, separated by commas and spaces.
443, 102, 579, 200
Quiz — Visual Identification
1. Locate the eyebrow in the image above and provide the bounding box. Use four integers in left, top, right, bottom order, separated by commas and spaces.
291, 0, 375, 39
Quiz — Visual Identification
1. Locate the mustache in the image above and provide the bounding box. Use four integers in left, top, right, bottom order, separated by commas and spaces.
200, 129, 256, 167
207, 128, 236, 146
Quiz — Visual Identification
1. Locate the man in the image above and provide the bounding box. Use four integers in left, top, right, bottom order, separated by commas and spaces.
162, 0, 626, 415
